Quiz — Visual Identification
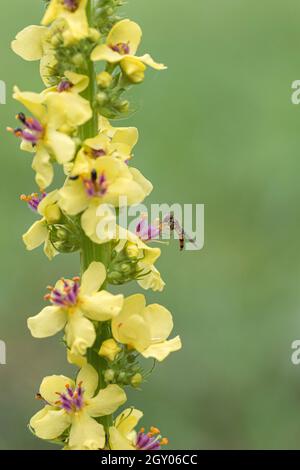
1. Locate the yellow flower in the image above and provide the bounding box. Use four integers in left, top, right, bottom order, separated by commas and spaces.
98, 116, 139, 158
11, 25, 56, 86
109, 408, 143, 450
22, 191, 60, 260
99, 339, 121, 362
27, 261, 124, 357
112, 294, 181, 361
42, 71, 92, 130
11, 86, 86, 188
42, 0, 89, 41
59, 157, 152, 236
109, 409, 168, 450
91, 19, 167, 82
30, 364, 127, 449
71, 124, 138, 170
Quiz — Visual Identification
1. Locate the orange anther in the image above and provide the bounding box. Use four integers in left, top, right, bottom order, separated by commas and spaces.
160, 438, 169, 446
150, 426, 160, 435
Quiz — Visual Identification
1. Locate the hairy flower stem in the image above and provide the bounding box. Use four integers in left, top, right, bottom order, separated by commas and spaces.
80, 0, 113, 435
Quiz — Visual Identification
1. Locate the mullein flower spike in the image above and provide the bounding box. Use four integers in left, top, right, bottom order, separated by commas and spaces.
11, 0, 182, 450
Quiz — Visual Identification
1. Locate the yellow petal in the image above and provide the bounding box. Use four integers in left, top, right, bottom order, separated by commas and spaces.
65, 310, 96, 356
138, 53, 167, 70
91, 44, 122, 63
13, 86, 46, 122
142, 304, 174, 342
59, 179, 88, 215
84, 133, 110, 153
107, 177, 146, 206
46, 92, 92, 128
20, 139, 35, 153
115, 294, 146, 323
98, 115, 112, 134
120, 57, 146, 83
32, 146, 54, 189
22, 219, 47, 250
113, 314, 151, 351
80, 261, 106, 295
64, 70, 89, 93
71, 149, 91, 176
46, 129, 76, 164
67, 350, 87, 368
40, 375, 74, 405
130, 167, 153, 197
38, 190, 58, 216
11, 25, 46, 60
107, 19, 142, 56
81, 291, 124, 321
109, 427, 135, 450
76, 365, 98, 399
62, 0, 89, 40
69, 412, 105, 450
115, 408, 143, 436
30, 406, 71, 440
41, 0, 59, 25
27, 306, 67, 338
111, 127, 139, 150
44, 234, 58, 260
81, 202, 117, 244
142, 336, 182, 361
87, 384, 127, 418
138, 267, 166, 292
141, 245, 161, 265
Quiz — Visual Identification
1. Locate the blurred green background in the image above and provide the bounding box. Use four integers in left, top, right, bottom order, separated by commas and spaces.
1, 0, 300, 450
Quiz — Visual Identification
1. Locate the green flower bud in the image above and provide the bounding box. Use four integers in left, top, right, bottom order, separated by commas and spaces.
97, 92, 108, 106
126, 242, 139, 259
131, 373, 143, 388
50, 34, 61, 47
104, 369, 115, 383
97, 71, 113, 89
116, 99, 130, 113
106, 7, 114, 16
108, 271, 123, 283
121, 263, 132, 274
49, 223, 81, 254
56, 228, 68, 240
117, 371, 127, 384
72, 53, 85, 67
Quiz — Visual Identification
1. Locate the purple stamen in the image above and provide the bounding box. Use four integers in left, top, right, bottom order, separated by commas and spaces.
63, 0, 79, 12
136, 431, 161, 451
48, 279, 80, 308
57, 79, 73, 93
20, 192, 47, 212
92, 148, 106, 158
57, 383, 85, 412
25, 118, 43, 133
111, 42, 130, 55
21, 130, 39, 143
82, 171, 108, 198
135, 217, 161, 241
11, 113, 44, 144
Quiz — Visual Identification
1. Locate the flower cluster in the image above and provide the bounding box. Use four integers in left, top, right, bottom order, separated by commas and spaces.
10, 0, 181, 450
